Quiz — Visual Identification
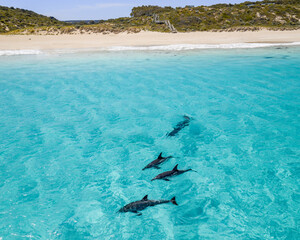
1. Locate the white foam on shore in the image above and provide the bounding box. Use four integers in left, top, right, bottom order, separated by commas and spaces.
106, 42, 300, 51
0, 42, 299, 56
0, 49, 42, 56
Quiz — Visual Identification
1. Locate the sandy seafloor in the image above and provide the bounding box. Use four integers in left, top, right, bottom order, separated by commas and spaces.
0, 33, 299, 239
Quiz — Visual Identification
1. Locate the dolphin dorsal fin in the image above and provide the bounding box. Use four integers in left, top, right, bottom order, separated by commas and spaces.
142, 195, 148, 201
158, 152, 163, 159
172, 164, 178, 171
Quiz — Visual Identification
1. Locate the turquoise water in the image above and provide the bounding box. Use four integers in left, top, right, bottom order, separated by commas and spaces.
0, 47, 299, 239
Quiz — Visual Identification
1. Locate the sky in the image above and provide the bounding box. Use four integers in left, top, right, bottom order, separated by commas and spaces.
0, 0, 255, 20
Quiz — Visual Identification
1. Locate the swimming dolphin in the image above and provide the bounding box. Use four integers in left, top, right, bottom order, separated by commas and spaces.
119, 195, 178, 216
167, 115, 191, 137
142, 152, 173, 170
151, 164, 197, 181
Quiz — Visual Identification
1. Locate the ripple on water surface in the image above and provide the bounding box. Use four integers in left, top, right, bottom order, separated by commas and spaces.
0, 47, 299, 239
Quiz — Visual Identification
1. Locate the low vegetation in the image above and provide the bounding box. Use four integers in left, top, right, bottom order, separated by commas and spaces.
0, 6, 65, 33
1, 0, 299, 34
130, 0, 300, 32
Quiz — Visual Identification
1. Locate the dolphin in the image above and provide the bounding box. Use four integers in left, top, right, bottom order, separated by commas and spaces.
119, 195, 178, 216
167, 115, 191, 137
142, 152, 173, 170
151, 164, 197, 181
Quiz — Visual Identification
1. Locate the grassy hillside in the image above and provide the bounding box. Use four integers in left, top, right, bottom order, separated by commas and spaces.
130, 0, 300, 32
0, 6, 65, 33
1, 0, 300, 34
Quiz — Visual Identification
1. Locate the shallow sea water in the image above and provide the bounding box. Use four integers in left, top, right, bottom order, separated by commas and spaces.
0, 47, 299, 239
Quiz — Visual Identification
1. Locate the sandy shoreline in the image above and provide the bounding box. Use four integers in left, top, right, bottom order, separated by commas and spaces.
0, 30, 300, 50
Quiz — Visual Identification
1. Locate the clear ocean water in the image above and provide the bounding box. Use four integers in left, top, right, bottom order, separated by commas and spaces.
0, 46, 299, 240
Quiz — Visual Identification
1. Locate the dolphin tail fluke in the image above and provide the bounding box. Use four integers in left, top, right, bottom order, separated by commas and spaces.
186, 168, 198, 173
166, 131, 176, 137
171, 197, 178, 206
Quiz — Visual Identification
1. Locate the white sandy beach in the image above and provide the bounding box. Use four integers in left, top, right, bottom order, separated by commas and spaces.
0, 30, 300, 50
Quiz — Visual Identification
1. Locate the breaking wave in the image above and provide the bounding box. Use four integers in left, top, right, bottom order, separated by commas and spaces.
1, 42, 299, 56
106, 42, 300, 51
0, 49, 42, 56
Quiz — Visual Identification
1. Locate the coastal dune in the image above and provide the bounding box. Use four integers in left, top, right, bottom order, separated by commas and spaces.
0, 30, 300, 50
